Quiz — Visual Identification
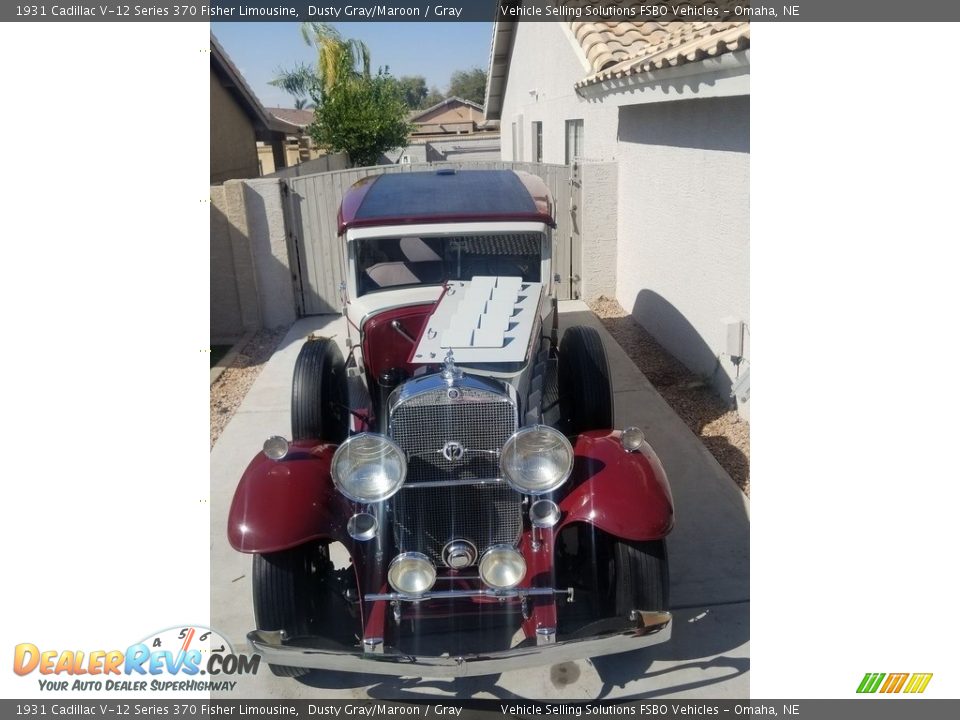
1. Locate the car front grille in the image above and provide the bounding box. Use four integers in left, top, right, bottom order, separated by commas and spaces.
392, 483, 522, 564
389, 383, 520, 564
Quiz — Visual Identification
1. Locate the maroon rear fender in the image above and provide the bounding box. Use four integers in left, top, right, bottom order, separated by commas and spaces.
558, 430, 674, 541
227, 442, 352, 554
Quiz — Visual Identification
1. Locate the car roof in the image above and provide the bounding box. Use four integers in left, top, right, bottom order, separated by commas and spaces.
337, 169, 556, 235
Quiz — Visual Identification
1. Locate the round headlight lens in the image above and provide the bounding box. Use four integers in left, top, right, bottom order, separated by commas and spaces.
479, 546, 527, 590
263, 435, 289, 460
387, 552, 436, 596
529, 498, 561, 528
500, 425, 574, 495
331, 433, 407, 503
346, 512, 378, 542
621, 426, 646, 453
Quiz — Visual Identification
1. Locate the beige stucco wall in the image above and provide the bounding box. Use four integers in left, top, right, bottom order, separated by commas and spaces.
257, 144, 274, 176
615, 96, 750, 417
416, 103, 483, 126
210, 68, 260, 184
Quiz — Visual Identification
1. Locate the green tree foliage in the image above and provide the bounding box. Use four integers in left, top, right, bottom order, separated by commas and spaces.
270, 23, 370, 101
422, 86, 446, 108
397, 75, 428, 109
309, 70, 412, 167
448, 67, 487, 105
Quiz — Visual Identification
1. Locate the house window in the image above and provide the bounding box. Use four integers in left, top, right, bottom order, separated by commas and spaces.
532, 122, 543, 163
565, 119, 584, 165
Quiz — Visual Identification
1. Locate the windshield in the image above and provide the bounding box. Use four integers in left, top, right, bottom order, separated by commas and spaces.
355, 233, 543, 296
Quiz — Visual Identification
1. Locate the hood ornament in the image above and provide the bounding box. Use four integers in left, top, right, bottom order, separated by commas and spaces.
441, 349, 463, 384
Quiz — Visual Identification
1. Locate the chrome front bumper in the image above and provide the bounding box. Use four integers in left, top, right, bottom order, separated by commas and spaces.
247, 611, 671, 678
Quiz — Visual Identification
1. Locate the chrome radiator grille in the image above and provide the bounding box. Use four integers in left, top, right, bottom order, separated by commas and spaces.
392, 484, 522, 564
390, 387, 516, 485
389, 383, 520, 563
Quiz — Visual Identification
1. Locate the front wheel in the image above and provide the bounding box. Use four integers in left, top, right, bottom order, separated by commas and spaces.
291, 337, 348, 443
558, 325, 613, 433
556, 526, 669, 638
608, 538, 670, 616
252, 545, 329, 677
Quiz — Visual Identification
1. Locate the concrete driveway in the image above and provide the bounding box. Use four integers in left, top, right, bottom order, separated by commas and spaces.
209, 300, 749, 700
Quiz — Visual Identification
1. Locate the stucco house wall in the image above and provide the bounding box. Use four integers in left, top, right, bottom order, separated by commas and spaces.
616, 96, 750, 416
415, 102, 484, 126
210, 68, 260, 184
490, 20, 750, 415
498, 22, 618, 163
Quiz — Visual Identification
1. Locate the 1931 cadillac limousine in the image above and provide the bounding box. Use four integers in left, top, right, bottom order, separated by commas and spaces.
227, 169, 675, 678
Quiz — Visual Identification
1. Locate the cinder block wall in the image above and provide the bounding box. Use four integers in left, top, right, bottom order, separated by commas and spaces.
579, 162, 618, 300
209, 179, 298, 342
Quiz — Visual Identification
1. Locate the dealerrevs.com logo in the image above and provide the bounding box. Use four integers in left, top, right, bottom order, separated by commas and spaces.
857, 672, 933, 694
13, 626, 259, 692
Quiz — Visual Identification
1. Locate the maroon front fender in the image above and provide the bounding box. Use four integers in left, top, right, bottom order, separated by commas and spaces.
558, 430, 674, 541
227, 442, 352, 554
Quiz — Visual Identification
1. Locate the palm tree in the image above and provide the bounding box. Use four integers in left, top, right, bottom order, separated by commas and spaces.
293, 98, 315, 110
270, 23, 371, 101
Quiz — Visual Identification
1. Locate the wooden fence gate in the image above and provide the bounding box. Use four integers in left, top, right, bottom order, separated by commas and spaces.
282, 161, 581, 315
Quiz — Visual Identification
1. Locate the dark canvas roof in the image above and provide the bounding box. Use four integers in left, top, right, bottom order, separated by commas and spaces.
338, 170, 555, 235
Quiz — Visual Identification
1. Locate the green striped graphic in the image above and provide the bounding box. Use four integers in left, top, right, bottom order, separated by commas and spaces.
857, 673, 886, 693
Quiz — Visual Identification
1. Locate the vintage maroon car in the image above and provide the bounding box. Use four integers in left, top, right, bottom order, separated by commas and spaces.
228, 169, 674, 678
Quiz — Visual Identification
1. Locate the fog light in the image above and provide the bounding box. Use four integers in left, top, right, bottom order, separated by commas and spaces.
387, 552, 436, 596
263, 435, 289, 460
621, 427, 645, 453
530, 499, 560, 528
346, 512, 378, 541
479, 545, 527, 591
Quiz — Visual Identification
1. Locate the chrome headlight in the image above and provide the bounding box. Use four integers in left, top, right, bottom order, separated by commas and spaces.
262, 435, 289, 460
331, 433, 407, 503
479, 545, 527, 590
388, 552, 436, 596
621, 426, 646, 453
499, 425, 574, 495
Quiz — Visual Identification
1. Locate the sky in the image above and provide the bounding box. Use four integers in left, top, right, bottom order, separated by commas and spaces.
212, 22, 493, 109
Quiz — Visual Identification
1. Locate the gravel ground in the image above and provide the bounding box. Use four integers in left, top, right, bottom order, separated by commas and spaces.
210, 326, 291, 448
589, 297, 750, 496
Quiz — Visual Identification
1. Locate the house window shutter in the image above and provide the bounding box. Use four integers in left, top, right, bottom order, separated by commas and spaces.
532, 122, 542, 163
565, 119, 583, 165
515, 114, 524, 161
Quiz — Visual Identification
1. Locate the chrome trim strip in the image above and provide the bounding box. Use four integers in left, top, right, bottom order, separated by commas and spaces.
405, 447, 502, 459
247, 612, 671, 678
365, 587, 559, 602
401, 477, 507, 489
388, 372, 515, 416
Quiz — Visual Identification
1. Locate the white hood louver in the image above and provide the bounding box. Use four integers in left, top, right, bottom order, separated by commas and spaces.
412, 276, 542, 364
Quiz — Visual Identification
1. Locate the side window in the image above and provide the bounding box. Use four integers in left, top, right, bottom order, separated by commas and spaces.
532, 121, 543, 163
565, 119, 583, 165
